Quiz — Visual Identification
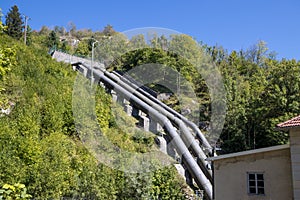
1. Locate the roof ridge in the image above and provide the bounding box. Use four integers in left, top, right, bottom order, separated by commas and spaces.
277, 115, 300, 129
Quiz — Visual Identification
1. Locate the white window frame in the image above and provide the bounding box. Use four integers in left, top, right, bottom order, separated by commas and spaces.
247, 172, 265, 195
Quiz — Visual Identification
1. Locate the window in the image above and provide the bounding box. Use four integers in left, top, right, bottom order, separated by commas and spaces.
247, 172, 265, 195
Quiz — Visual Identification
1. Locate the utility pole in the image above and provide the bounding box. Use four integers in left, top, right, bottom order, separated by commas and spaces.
24, 15, 30, 45
91, 40, 99, 86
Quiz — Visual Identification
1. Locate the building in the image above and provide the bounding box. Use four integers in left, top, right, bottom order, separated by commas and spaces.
208, 115, 300, 200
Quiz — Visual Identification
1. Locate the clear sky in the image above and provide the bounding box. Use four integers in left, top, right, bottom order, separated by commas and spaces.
1, 0, 300, 60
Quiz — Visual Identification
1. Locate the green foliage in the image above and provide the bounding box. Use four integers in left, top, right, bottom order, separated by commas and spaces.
60, 40, 71, 52
0, 39, 16, 105
114, 37, 299, 154
109, 42, 210, 125
0, 30, 188, 199
150, 167, 186, 199
5, 5, 23, 39
254, 59, 300, 147
2, 17, 299, 198
103, 24, 116, 36
0, 183, 31, 200
95, 32, 128, 64
46, 30, 60, 49
39, 26, 51, 35
215, 42, 300, 153
112, 167, 187, 200
129, 34, 147, 49
74, 40, 89, 56
0, 44, 16, 80
94, 87, 155, 153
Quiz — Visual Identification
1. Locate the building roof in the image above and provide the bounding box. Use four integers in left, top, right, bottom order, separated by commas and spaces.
277, 115, 300, 129
207, 144, 290, 161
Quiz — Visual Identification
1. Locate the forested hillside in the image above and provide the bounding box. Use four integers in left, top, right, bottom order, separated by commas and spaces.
210, 43, 300, 153
1, 4, 300, 199
39, 18, 300, 154
0, 7, 190, 199
88, 33, 300, 154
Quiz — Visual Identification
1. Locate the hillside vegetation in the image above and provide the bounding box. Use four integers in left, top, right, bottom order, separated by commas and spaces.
1, 4, 300, 199
0, 34, 188, 199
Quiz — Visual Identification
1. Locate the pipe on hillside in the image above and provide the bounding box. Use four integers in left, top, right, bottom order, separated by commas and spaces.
92, 69, 213, 200
66, 59, 213, 199
75, 62, 213, 171
102, 71, 212, 179
81, 62, 213, 181
111, 71, 214, 156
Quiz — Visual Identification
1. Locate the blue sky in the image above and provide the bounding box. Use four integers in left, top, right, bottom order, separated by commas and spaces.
1, 0, 300, 60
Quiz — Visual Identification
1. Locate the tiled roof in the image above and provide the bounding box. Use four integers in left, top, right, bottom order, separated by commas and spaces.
277, 115, 300, 129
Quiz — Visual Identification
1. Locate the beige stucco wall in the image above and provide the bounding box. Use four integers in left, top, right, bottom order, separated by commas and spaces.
290, 127, 300, 200
213, 148, 293, 200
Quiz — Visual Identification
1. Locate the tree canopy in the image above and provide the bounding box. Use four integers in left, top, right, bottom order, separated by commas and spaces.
5, 5, 23, 39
